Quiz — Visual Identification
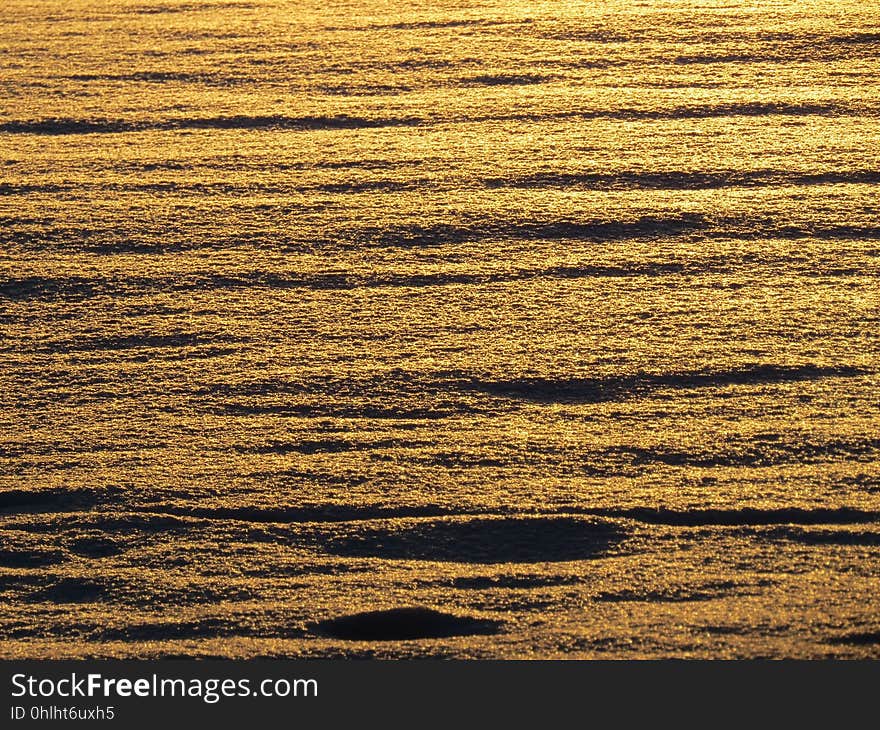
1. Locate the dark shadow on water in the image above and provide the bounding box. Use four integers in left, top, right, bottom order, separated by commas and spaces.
826, 631, 880, 646
465, 364, 865, 403
312, 607, 502, 641
65, 534, 128, 558
0, 548, 66, 568
0, 487, 114, 513
324, 516, 626, 563
26, 577, 109, 604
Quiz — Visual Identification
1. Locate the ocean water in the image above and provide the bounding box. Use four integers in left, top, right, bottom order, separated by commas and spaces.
1, 0, 878, 658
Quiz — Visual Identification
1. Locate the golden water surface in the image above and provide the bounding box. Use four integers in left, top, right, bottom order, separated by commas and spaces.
1, 0, 879, 657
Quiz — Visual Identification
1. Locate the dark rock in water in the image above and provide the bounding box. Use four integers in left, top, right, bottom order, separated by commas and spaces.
313, 607, 502, 641
326, 516, 625, 563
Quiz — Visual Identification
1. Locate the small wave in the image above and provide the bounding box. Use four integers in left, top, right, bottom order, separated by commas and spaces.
0, 119, 134, 135
474, 101, 871, 125
164, 114, 423, 132
210, 402, 477, 419
3, 101, 865, 137
580, 506, 879, 526
461, 73, 551, 86
360, 214, 709, 247
15, 501, 877, 538
51, 514, 198, 533
826, 32, 880, 45
320, 17, 525, 33
0, 183, 74, 196
318, 83, 411, 97
96, 619, 304, 641
235, 438, 428, 455
126, 2, 256, 15
56, 333, 204, 353
24, 330, 245, 359
673, 54, 773, 65
201, 369, 452, 394
2, 171, 876, 200
112, 158, 418, 173
67, 71, 249, 86
185, 363, 866, 424
0, 115, 422, 136
594, 580, 751, 603
375, 18, 509, 30
780, 225, 880, 241
176, 265, 696, 293
752, 526, 880, 546
540, 29, 638, 43
128, 503, 484, 524
611, 436, 880, 468
449, 574, 580, 590
311, 158, 421, 171
312, 180, 425, 193
486, 169, 880, 191
0, 275, 172, 302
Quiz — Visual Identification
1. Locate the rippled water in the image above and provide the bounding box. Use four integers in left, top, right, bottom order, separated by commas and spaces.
1, 0, 879, 658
